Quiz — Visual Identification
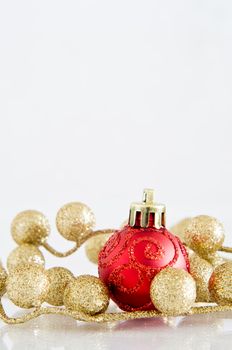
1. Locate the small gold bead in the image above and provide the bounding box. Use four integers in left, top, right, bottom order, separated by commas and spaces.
0, 263, 7, 296
85, 233, 112, 264
170, 217, 192, 243
184, 215, 225, 255
209, 262, 232, 305
189, 253, 213, 302
63, 275, 109, 315
150, 267, 196, 316
7, 244, 45, 272
6, 264, 49, 308
11, 210, 50, 246
56, 202, 96, 242
46, 267, 74, 306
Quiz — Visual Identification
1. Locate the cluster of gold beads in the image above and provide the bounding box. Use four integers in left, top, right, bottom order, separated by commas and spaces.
1, 203, 232, 324
171, 215, 232, 306
1, 202, 113, 317
4, 264, 109, 315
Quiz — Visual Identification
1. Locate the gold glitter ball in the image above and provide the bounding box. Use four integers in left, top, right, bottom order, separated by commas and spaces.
85, 233, 112, 264
46, 267, 74, 306
150, 267, 196, 316
63, 275, 109, 315
209, 262, 232, 305
6, 264, 49, 308
184, 215, 225, 256
11, 210, 50, 246
170, 217, 192, 243
56, 202, 96, 242
189, 253, 213, 302
0, 263, 7, 296
7, 244, 45, 272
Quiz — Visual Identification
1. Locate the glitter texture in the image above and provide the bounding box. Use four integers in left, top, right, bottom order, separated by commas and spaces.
99, 226, 190, 311
150, 267, 196, 316
184, 215, 225, 256
1, 300, 232, 325
203, 252, 226, 267
85, 233, 112, 264
63, 275, 109, 315
209, 261, 232, 305
170, 217, 192, 243
1, 190, 232, 326
11, 210, 50, 245
6, 264, 49, 308
7, 243, 45, 272
56, 202, 96, 242
46, 267, 74, 306
0, 264, 7, 296
189, 253, 213, 302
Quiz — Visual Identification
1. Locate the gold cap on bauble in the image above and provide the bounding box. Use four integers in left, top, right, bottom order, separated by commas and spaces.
129, 189, 166, 229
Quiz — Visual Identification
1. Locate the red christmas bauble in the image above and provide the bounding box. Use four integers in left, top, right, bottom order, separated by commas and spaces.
98, 225, 190, 311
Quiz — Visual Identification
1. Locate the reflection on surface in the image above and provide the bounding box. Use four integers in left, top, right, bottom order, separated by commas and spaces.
1, 308, 232, 350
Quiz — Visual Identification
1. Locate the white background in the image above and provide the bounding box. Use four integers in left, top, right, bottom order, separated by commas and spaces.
0, 1, 232, 349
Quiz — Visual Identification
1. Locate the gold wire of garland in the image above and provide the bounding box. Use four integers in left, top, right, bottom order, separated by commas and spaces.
219, 246, 232, 253
1, 299, 232, 325
41, 229, 115, 257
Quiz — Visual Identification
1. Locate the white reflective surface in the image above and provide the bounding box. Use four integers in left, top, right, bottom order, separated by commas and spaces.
0, 0, 232, 348
1, 299, 232, 350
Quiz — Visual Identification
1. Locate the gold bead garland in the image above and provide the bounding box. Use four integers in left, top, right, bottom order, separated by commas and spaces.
1, 201, 232, 324
56, 202, 96, 242
203, 252, 226, 267
63, 275, 109, 315
184, 215, 225, 256
6, 264, 49, 308
85, 233, 112, 264
209, 262, 232, 305
11, 210, 50, 245
7, 243, 45, 272
11, 203, 115, 258
189, 253, 213, 302
46, 267, 74, 306
170, 217, 192, 243
0, 263, 7, 296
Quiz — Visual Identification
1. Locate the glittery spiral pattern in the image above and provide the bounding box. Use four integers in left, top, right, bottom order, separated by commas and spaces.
98, 225, 190, 311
